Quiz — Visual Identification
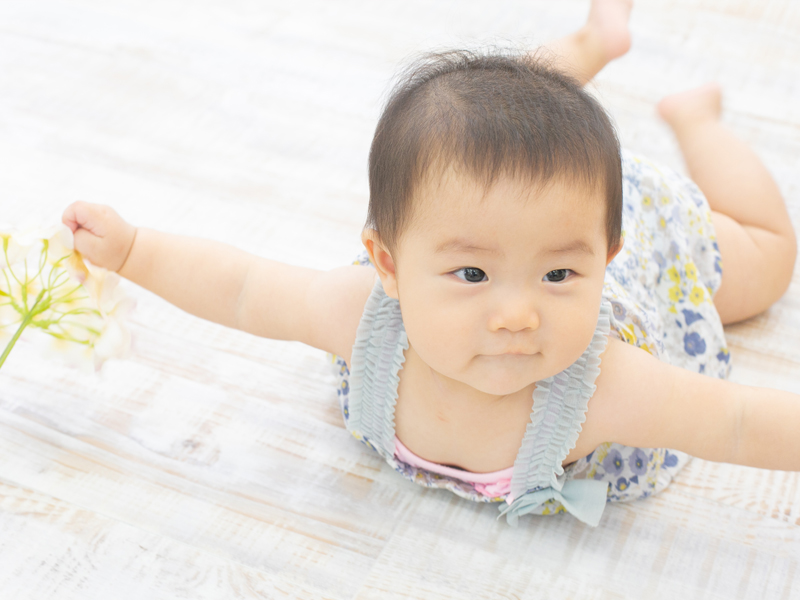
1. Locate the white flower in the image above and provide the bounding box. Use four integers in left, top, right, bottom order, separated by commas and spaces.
2, 222, 60, 266
0, 220, 134, 372
38, 265, 135, 372
0, 230, 31, 271
13, 222, 69, 249
93, 314, 132, 366
83, 263, 136, 319
40, 326, 97, 374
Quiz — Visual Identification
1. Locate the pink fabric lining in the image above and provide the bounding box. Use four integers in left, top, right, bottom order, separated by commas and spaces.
394, 436, 513, 498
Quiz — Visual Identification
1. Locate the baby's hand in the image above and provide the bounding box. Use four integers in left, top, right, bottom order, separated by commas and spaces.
61, 201, 137, 273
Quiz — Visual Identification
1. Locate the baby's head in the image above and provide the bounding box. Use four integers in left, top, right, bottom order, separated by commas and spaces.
362, 51, 623, 396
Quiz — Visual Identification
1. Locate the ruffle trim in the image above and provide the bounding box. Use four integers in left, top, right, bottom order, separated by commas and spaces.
504, 300, 612, 521
347, 278, 408, 460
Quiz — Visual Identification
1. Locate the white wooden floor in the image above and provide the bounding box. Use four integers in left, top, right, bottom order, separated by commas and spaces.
1, 1, 800, 598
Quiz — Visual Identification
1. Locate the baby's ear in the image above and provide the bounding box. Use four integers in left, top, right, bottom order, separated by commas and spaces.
361, 229, 399, 299
606, 241, 623, 266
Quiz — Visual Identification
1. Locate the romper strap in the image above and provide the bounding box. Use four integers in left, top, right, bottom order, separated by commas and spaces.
499, 300, 614, 527
498, 479, 609, 527
347, 278, 408, 460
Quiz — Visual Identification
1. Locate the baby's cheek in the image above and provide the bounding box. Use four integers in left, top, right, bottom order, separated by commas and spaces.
561, 312, 599, 361
408, 312, 470, 368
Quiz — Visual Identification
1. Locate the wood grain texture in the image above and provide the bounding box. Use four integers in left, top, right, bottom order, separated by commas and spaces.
1, 0, 799, 598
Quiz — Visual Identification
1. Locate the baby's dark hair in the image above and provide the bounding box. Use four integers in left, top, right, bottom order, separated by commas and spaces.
366, 50, 623, 253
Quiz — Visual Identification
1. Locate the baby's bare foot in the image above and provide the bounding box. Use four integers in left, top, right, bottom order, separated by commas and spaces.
586, 0, 633, 61
657, 83, 723, 129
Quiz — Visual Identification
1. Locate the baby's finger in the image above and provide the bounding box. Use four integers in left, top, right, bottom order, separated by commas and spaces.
62, 201, 97, 233
72, 227, 103, 263
61, 202, 81, 233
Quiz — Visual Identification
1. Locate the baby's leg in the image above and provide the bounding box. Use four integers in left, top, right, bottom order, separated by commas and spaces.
541, 0, 633, 86
658, 84, 798, 324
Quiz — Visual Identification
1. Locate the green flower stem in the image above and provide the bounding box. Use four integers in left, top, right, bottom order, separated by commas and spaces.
0, 289, 46, 370
3, 241, 24, 288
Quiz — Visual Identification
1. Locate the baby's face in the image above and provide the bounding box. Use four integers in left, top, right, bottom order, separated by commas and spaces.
383, 169, 618, 397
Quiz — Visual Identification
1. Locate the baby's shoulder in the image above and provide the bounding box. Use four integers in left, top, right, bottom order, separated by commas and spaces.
575, 335, 676, 454
305, 264, 377, 364
594, 335, 659, 388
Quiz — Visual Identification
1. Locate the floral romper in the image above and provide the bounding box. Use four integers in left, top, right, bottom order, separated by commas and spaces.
331, 149, 730, 525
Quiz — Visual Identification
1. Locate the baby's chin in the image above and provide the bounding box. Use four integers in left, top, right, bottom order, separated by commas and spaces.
464, 355, 544, 397
469, 380, 535, 398
465, 351, 579, 396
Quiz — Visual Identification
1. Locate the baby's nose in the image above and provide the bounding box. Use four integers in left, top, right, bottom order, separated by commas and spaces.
488, 290, 540, 333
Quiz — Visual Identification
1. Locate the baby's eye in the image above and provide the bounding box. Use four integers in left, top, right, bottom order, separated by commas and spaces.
453, 267, 488, 283
543, 269, 573, 283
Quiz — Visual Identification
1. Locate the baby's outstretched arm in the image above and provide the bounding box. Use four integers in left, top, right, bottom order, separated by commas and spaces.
578, 337, 800, 471
62, 202, 374, 362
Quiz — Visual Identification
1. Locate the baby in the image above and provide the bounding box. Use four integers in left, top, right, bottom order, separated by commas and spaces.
62, 0, 799, 527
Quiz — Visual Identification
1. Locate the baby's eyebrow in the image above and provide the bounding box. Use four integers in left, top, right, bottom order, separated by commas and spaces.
435, 238, 596, 257
541, 240, 595, 256
434, 238, 499, 255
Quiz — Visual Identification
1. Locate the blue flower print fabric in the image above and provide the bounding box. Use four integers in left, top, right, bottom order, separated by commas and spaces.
565, 149, 730, 504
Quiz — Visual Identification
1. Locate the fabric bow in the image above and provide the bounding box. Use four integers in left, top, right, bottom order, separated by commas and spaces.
498, 479, 610, 527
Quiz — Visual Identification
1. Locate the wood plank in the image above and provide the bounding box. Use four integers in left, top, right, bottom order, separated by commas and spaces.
0, 481, 337, 600
353, 487, 800, 599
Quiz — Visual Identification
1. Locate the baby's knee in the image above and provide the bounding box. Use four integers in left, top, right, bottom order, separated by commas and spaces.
764, 226, 797, 303
780, 227, 798, 285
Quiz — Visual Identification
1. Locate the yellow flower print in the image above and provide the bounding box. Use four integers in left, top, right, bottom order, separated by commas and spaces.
669, 285, 684, 302
594, 443, 612, 463
661, 195, 671, 205
658, 216, 667, 229
690, 286, 705, 306
642, 195, 654, 210
685, 262, 698, 281
619, 324, 636, 344
668, 305, 677, 314
667, 266, 681, 283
